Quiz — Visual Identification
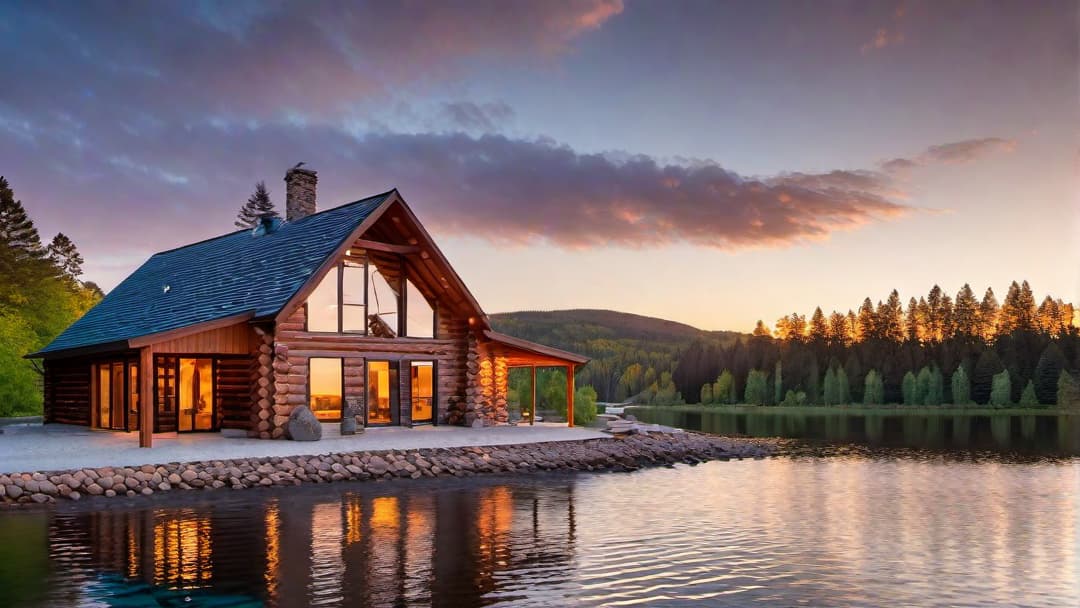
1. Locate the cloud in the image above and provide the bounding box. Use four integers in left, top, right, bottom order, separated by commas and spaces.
438, 101, 516, 132
861, 1, 907, 54
881, 137, 1017, 174
0, 1, 624, 120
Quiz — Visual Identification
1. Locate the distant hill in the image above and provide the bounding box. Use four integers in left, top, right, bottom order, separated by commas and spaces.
489, 309, 745, 402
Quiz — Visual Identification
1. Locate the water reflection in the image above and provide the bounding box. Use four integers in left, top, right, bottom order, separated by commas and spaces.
4, 480, 576, 607
633, 407, 1080, 455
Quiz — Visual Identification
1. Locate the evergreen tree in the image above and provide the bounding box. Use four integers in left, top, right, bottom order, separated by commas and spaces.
905, 297, 921, 342
1057, 370, 1080, 410
928, 364, 945, 405
880, 290, 905, 342
951, 365, 971, 405
989, 370, 1012, 407
972, 349, 1005, 404
828, 311, 850, 346
1019, 380, 1039, 407
902, 371, 917, 405
836, 366, 850, 404
916, 366, 931, 405
773, 361, 783, 404
863, 370, 884, 405
857, 298, 877, 342
744, 369, 768, 405
978, 287, 1000, 341
1034, 343, 1066, 405
953, 284, 980, 338
235, 181, 279, 229
823, 367, 838, 405
47, 232, 84, 280
844, 352, 863, 403
0, 176, 44, 257
808, 307, 828, 344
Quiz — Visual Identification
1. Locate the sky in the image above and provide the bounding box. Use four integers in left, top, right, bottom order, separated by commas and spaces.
0, 0, 1077, 331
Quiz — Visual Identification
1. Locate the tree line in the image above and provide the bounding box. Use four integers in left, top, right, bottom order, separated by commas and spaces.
673, 283, 1080, 409
0, 176, 102, 415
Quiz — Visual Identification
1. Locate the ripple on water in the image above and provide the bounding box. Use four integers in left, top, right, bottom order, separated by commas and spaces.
1, 452, 1077, 607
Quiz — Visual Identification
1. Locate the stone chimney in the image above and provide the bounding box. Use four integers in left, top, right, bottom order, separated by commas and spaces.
284, 165, 317, 221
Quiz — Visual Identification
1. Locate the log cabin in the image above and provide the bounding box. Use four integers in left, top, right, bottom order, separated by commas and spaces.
28, 166, 588, 447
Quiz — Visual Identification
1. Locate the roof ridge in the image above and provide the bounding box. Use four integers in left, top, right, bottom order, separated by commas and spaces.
153, 188, 397, 257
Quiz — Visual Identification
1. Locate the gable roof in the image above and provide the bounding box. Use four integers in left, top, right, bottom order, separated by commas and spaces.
31, 190, 393, 357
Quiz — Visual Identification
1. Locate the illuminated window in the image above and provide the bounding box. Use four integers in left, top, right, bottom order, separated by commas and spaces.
342, 262, 366, 333
309, 358, 343, 421
368, 264, 399, 337
367, 361, 396, 425
411, 361, 434, 423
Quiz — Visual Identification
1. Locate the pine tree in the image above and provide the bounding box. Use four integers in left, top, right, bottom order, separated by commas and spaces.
864, 370, 884, 405
902, 371, 917, 405
951, 365, 971, 405
1058, 370, 1080, 410
809, 307, 828, 343
880, 290, 905, 343
953, 284, 979, 339
1019, 380, 1039, 407
235, 181, 278, 229
857, 298, 877, 342
0, 176, 44, 257
978, 287, 1000, 341
989, 370, 1012, 407
47, 233, 84, 280
905, 297, 920, 342
928, 364, 945, 405
1034, 343, 1066, 405
828, 311, 850, 346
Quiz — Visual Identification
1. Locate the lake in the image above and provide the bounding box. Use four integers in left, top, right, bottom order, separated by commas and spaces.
1, 447, 1077, 607
630, 405, 1080, 456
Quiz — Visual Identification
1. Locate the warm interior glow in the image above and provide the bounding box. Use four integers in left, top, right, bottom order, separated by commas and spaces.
309, 358, 342, 421
367, 361, 394, 425
411, 361, 433, 423
178, 358, 213, 431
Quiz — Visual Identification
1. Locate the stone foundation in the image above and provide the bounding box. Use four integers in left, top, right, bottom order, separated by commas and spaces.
0, 433, 776, 505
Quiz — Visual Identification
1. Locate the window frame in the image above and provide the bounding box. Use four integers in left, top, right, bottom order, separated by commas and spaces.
307, 357, 345, 423
304, 253, 438, 339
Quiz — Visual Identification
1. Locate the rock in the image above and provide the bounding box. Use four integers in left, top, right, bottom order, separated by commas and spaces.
6, 485, 22, 499
367, 456, 389, 475
284, 405, 322, 441
30, 493, 49, 503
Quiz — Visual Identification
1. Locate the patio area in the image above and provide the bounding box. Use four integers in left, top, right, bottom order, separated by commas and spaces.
0, 423, 609, 474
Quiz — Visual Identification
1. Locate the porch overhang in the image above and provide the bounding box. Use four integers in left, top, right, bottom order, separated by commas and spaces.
481, 330, 590, 367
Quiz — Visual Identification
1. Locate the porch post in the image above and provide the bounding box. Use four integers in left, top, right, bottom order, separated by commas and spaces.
530, 366, 537, 426
139, 346, 154, 447
566, 364, 575, 428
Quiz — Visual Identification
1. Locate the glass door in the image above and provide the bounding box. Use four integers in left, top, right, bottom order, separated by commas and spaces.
366, 361, 399, 426
95, 361, 135, 431
178, 358, 215, 432
410, 361, 434, 424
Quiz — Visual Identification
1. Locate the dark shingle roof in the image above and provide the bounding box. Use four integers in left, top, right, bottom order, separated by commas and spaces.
34, 191, 392, 356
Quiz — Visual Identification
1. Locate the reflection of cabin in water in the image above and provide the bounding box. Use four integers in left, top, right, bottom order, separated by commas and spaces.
36, 484, 577, 605
29, 166, 587, 446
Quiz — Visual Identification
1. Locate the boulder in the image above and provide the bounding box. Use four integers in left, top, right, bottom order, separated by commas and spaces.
285, 405, 322, 441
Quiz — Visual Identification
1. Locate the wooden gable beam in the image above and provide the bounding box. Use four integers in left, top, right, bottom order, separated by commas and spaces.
351, 239, 419, 255
127, 311, 256, 348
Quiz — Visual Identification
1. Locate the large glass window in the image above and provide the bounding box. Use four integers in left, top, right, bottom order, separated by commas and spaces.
304, 253, 435, 338
410, 361, 434, 424
94, 361, 134, 430
307, 268, 339, 332
179, 358, 213, 432
406, 280, 435, 338
342, 262, 366, 333
310, 358, 343, 421
368, 264, 399, 337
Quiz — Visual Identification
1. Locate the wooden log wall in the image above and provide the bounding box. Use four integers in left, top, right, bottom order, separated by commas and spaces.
271, 302, 470, 428
460, 336, 509, 426
216, 357, 251, 430
252, 327, 275, 438
43, 358, 92, 426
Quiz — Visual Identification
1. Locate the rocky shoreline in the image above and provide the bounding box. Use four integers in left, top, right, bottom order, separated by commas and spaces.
0, 432, 775, 506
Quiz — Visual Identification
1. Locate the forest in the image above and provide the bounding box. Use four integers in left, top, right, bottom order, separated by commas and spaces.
0, 176, 102, 415
673, 284, 1080, 409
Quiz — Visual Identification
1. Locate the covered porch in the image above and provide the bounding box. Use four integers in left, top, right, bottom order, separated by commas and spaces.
479, 331, 591, 427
